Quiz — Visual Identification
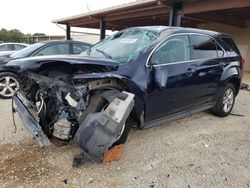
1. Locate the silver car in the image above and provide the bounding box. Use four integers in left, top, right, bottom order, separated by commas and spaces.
0, 43, 29, 57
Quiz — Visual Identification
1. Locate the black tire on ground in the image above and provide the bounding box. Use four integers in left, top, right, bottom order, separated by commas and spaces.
210, 83, 236, 117
0, 72, 19, 99
77, 94, 131, 146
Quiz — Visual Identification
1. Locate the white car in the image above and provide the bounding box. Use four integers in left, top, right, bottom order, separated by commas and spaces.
0, 43, 29, 57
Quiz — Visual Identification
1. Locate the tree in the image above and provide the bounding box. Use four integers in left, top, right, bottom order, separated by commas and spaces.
0, 29, 47, 43
32, 33, 46, 37
0, 29, 8, 42
0, 28, 25, 42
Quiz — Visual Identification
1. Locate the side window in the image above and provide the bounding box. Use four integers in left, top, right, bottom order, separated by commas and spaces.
190, 35, 223, 60
0, 45, 7, 51
0, 44, 12, 51
73, 43, 89, 54
219, 36, 239, 55
151, 35, 190, 65
14, 44, 26, 50
36, 43, 69, 56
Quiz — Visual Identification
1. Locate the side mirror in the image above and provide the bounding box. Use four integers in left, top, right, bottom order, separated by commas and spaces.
154, 66, 169, 90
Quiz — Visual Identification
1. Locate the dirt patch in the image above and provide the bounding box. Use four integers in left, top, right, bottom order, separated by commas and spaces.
0, 141, 54, 184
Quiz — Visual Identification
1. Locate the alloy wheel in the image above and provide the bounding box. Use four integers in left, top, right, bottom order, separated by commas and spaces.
222, 88, 234, 113
0, 76, 19, 98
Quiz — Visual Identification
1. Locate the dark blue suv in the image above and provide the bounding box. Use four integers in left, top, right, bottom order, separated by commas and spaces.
7, 26, 244, 162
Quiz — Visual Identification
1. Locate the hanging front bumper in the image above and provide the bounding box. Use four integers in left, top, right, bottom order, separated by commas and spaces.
13, 94, 50, 147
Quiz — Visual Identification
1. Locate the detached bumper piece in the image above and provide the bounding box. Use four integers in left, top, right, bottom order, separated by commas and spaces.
13, 95, 50, 147
74, 91, 135, 163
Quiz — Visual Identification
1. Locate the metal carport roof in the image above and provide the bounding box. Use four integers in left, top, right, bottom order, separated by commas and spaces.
53, 0, 250, 29
52, 0, 250, 40
52, 0, 204, 30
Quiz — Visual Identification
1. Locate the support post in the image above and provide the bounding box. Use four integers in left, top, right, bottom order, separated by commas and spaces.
169, 2, 183, 26
66, 24, 71, 40
100, 17, 106, 40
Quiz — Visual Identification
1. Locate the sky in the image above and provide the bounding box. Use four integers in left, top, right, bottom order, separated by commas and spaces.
0, 0, 136, 35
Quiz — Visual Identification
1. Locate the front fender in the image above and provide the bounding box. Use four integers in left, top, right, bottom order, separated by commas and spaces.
73, 73, 146, 121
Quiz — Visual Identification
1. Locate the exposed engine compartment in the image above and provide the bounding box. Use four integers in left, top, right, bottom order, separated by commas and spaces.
19, 72, 87, 140
14, 71, 135, 162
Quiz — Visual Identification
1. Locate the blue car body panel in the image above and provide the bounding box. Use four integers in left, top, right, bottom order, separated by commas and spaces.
5, 26, 243, 127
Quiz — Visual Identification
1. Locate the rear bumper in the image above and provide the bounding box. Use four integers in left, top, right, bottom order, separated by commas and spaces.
13, 94, 50, 147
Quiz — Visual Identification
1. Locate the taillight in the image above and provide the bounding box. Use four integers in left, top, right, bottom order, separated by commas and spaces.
240, 58, 245, 69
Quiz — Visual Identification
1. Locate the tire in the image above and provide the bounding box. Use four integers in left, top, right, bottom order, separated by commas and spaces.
211, 83, 236, 117
77, 94, 131, 146
0, 72, 19, 99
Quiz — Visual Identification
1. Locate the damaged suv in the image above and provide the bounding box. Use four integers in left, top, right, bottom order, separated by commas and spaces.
5, 26, 243, 163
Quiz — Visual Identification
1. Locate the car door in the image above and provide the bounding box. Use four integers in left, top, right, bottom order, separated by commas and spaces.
145, 34, 196, 121
145, 34, 225, 121
188, 34, 225, 107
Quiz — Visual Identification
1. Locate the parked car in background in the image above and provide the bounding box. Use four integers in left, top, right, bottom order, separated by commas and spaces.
6, 26, 243, 162
0, 43, 29, 57
0, 40, 91, 98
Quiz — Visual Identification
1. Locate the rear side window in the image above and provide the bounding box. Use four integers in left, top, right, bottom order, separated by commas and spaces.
190, 35, 223, 60
36, 43, 69, 56
14, 44, 26, 50
219, 36, 240, 55
151, 35, 190, 65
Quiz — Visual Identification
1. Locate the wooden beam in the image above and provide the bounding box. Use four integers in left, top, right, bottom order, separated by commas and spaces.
109, 13, 169, 23
185, 13, 247, 28
70, 15, 168, 29
105, 4, 168, 18
105, 8, 169, 22
183, 0, 250, 14
69, 18, 99, 26
112, 18, 168, 27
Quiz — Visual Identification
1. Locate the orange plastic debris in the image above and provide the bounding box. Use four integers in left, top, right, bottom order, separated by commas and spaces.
102, 144, 124, 163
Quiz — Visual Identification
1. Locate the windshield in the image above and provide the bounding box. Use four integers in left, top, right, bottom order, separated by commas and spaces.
10, 43, 44, 58
82, 28, 157, 63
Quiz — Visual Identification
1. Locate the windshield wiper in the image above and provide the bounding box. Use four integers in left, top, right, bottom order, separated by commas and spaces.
96, 48, 112, 59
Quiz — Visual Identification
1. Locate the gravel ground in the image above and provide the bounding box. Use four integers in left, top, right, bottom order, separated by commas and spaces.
0, 90, 249, 188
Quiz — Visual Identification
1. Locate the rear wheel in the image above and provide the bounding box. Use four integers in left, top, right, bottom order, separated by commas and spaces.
211, 83, 236, 117
0, 72, 19, 99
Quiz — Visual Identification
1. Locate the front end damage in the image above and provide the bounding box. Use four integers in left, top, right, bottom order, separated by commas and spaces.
13, 71, 135, 163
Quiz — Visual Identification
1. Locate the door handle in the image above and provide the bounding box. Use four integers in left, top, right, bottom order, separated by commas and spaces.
186, 68, 196, 76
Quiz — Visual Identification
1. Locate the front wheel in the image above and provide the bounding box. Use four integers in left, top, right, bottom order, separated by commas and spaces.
211, 83, 236, 117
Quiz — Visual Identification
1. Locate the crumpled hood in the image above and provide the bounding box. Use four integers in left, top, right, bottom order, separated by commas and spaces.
5, 55, 120, 72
